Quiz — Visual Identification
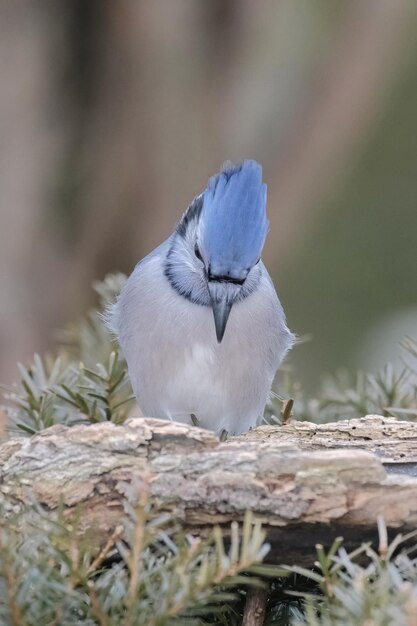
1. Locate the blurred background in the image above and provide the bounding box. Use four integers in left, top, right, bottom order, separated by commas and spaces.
1, 0, 417, 393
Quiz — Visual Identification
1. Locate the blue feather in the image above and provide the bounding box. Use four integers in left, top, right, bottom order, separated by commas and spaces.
198, 160, 268, 281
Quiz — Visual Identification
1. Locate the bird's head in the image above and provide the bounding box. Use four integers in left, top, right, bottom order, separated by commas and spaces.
165, 160, 269, 342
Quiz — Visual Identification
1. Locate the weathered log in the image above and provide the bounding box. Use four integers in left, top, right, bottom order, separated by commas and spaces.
239, 415, 417, 466
1, 415, 417, 564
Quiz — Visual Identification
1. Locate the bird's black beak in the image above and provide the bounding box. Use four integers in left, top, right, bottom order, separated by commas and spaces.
207, 274, 246, 343
210, 297, 233, 343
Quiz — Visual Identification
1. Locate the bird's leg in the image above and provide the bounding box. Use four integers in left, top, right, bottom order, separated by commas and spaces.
190, 413, 201, 427
219, 428, 228, 441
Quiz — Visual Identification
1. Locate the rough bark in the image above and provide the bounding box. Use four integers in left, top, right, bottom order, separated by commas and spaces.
1, 415, 417, 564
238, 415, 417, 466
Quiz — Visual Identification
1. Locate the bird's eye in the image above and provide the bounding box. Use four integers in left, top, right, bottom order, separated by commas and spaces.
194, 243, 203, 262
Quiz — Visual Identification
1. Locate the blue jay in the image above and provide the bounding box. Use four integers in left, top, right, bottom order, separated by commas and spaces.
108, 160, 294, 435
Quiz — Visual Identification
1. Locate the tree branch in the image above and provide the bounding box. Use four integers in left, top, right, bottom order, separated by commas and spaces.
1, 415, 417, 564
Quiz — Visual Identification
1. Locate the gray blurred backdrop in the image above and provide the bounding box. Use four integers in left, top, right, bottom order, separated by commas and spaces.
1, 0, 417, 391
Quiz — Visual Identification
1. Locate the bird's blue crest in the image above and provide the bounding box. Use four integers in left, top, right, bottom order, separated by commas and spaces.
199, 160, 268, 280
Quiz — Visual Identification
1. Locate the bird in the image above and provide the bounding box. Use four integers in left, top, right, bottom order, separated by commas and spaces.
107, 160, 294, 436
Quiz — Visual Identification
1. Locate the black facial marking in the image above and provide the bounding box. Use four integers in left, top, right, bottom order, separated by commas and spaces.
165, 178, 262, 307
164, 241, 261, 307
164, 249, 207, 306
194, 243, 203, 262
208, 274, 246, 286
176, 195, 204, 239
